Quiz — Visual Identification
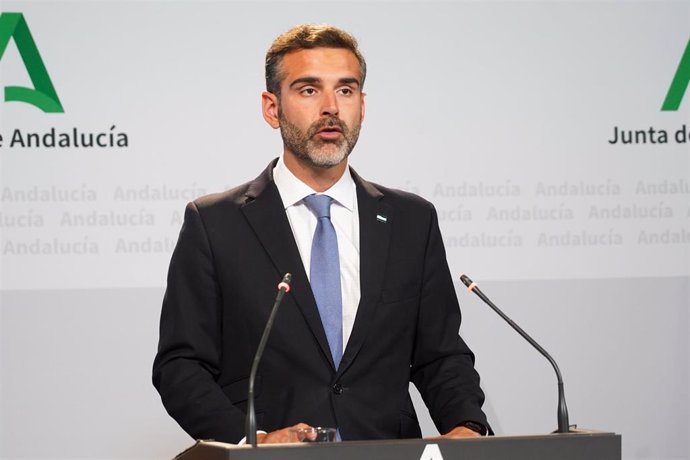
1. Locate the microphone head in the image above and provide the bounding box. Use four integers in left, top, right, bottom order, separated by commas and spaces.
278, 273, 292, 292
459, 273, 473, 287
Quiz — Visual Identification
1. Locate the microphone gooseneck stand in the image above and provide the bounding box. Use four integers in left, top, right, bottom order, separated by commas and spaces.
460, 273, 571, 433
245, 273, 292, 447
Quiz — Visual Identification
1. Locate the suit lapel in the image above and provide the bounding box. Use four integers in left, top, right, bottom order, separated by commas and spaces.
240, 161, 335, 368
337, 170, 393, 376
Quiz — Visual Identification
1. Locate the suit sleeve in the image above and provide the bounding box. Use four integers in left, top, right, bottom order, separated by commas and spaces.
152, 201, 246, 443
410, 203, 491, 435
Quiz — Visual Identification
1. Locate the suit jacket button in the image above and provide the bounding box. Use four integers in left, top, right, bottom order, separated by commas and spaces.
332, 383, 343, 395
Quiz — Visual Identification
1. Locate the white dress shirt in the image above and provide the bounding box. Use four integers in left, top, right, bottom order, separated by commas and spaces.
273, 156, 361, 348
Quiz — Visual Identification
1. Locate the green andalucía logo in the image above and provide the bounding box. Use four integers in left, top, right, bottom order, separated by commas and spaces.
662, 38, 690, 111
0, 12, 63, 113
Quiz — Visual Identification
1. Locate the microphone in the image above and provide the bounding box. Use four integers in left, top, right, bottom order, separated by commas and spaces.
459, 273, 571, 434
245, 273, 292, 447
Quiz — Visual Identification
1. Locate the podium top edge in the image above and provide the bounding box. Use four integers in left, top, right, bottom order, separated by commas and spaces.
189, 430, 620, 451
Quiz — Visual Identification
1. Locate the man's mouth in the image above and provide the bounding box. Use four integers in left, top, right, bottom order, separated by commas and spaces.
315, 125, 343, 140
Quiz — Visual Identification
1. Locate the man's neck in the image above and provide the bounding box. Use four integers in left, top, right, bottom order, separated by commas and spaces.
283, 151, 348, 193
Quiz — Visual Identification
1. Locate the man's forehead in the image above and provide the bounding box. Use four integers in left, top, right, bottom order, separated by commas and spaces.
280, 47, 361, 80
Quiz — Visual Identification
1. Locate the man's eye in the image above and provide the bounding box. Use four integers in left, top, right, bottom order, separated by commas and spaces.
338, 88, 353, 95
301, 88, 316, 95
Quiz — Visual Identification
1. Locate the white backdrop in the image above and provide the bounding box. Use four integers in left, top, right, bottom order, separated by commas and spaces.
1, 1, 688, 459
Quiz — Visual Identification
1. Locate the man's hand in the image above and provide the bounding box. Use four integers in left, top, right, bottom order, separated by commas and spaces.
426, 425, 482, 440
256, 423, 313, 444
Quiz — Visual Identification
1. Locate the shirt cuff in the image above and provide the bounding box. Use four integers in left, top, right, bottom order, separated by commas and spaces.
237, 431, 267, 445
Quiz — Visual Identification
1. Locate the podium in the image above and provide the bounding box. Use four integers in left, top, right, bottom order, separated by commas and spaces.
174, 431, 621, 460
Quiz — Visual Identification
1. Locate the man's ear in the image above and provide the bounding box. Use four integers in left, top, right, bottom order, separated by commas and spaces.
360, 91, 366, 123
262, 91, 280, 129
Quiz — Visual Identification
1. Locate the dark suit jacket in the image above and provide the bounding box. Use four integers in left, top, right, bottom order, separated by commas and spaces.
152, 160, 488, 443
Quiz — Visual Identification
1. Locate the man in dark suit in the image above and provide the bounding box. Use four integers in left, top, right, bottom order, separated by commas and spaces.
153, 24, 489, 444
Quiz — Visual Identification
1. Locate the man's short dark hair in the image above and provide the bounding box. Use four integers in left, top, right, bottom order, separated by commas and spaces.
265, 24, 367, 97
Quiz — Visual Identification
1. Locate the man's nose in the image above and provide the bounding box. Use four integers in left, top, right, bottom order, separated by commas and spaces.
321, 92, 339, 117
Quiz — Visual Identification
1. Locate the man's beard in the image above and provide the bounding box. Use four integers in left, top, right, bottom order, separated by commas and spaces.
278, 109, 361, 169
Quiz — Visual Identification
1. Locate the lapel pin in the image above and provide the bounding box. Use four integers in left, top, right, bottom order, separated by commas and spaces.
376, 214, 388, 223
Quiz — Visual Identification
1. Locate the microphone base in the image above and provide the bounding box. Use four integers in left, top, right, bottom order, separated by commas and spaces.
551, 425, 608, 434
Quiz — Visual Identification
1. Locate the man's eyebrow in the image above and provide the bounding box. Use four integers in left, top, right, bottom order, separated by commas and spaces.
289, 77, 321, 88
338, 77, 361, 87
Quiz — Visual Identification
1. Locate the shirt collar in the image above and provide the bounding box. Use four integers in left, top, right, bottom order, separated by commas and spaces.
273, 155, 356, 212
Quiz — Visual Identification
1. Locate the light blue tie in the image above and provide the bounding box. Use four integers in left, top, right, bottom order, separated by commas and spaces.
303, 194, 343, 370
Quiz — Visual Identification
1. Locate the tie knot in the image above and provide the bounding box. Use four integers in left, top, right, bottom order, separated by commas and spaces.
303, 194, 333, 219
